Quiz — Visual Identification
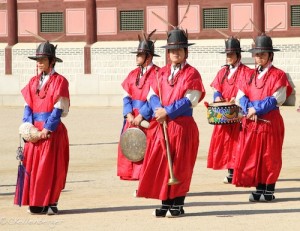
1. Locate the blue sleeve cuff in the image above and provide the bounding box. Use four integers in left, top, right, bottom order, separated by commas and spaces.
213, 91, 222, 102
239, 95, 251, 115
252, 96, 277, 115
123, 96, 133, 117
44, 108, 63, 131
149, 95, 162, 112
23, 105, 33, 124
139, 101, 153, 120
165, 97, 192, 119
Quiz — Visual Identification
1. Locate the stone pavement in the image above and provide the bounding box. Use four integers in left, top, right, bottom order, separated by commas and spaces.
0, 105, 299, 231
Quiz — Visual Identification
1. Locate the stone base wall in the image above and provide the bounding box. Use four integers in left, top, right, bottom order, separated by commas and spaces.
0, 38, 299, 107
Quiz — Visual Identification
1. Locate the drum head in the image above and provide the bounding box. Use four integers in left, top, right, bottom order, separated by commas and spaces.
120, 127, 146, 162
19, 122, 41, 143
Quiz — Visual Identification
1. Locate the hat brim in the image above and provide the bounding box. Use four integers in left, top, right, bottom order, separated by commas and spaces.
161, 43, 195, 49
28, 55, 63, 63
130, 51, 160, 57
248, 48, 280, 53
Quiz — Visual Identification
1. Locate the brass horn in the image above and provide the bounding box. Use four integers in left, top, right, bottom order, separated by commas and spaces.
155, 68, 179, 185
162, 121, 180, 185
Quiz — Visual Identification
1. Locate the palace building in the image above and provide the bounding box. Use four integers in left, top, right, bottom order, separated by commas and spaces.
0, 0, 299, 106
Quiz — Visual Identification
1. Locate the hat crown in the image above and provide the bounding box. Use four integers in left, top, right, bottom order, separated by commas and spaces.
137, 40, 155, 55
248, 34, 279, 53
254, 35, 273, 49
225, 37, 241, 52
167, 28, 188, 46
131, 29, 159, 56
36, 42, 56, 57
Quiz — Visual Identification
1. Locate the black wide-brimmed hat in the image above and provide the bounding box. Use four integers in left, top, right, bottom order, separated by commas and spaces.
131, 30, 160, 57
248, 34, 280, 53
161, 28, 194, 49
28, 41, 63, 62
221, 37, 244, 53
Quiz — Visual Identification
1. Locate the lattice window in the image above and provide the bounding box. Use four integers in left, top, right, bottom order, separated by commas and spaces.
291, 5, 300, 27
120, 10, 144, 31
40, 12, 64, 33
203, 8, 228, 29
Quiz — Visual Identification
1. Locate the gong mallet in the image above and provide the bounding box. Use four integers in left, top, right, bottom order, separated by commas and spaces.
155, 68, 179, 185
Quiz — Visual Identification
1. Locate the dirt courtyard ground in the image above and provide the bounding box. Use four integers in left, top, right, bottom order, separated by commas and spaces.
0, 105, 299, 231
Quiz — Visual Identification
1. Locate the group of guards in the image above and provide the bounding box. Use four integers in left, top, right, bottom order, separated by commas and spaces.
117, 23, 292, 218
15, 11, 293, 218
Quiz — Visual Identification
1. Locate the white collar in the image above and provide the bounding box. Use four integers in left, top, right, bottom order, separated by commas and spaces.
170, 61, 186, 71
257, 63, 272, 79
140, 63, 153, 77
39, 68, 55, 89
168, 62, 187, 80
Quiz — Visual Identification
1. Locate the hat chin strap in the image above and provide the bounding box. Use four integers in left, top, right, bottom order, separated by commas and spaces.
268, 53, 274, 62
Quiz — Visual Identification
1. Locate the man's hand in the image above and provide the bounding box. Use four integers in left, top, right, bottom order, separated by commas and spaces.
126, 113, 134, 124
215, 96, 224, 103
155, 108, 167, 123
40, 128, 51, 139
132, 114, 143, 126
247, 107, 257, 122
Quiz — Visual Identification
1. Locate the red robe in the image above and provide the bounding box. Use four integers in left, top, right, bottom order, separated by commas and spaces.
17, 72, 70, 206
137, 64, 206, 200
117, 65, 160, 180
207, 64, 251, 169
233, 66, 292, 187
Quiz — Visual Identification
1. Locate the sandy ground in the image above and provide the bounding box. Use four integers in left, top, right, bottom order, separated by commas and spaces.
0, 105, 300, 231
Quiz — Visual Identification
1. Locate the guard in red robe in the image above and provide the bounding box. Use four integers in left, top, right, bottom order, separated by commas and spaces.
117, 30, 160, 180
17, 42, 70, 215
233, 34, 292, 202
136, 27, 206, 217
207, 37, 251, 183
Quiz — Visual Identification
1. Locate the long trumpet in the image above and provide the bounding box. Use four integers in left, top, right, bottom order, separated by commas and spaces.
155, 68, 179, 185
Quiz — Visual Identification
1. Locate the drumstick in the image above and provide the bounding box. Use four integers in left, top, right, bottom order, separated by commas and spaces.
140, 120, 149, 128
257, 118, 271, 123
245, 107, 271, 123
243, 115, 271, 124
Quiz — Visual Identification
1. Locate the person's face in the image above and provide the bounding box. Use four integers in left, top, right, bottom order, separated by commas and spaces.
254, 52, 270, 67
136, 52, 147, 66
36, 57, 52, 74
169, 48, 186, 65
226, 52, 238, 65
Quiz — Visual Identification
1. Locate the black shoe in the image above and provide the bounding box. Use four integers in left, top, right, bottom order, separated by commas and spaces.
28, 206, 48, 215
223, 176, 233, 184
152, 205, 170, 218
249, 192, 262, 202
259, 192, 275, 202
166, 205, 185, 218
47, 203, 58, 215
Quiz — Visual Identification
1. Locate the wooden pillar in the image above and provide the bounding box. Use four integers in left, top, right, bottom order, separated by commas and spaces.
6, 0, 18, 75
84, 0, 97, 74
5, 47, 12, 75
254, 0, 265, 36
165, 0, 178, 63
168, 0, 178, 30
86, 0, 97, 45
84, 45, 92, 74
